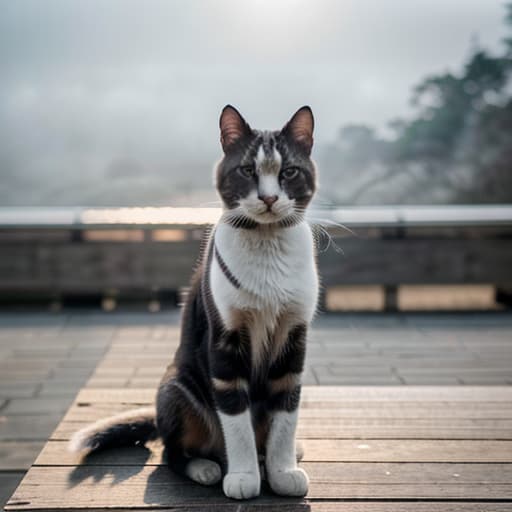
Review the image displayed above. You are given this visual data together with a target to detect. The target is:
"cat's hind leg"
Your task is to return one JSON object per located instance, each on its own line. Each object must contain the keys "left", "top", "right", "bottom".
{"left": 164, "top": 441, "right": 222, "bottom": 487}
{"left": 157, "top": 379, "right": 223, "bottom": 486}
{"left": 185, "top": 457, "right": 222, "bottom": 486}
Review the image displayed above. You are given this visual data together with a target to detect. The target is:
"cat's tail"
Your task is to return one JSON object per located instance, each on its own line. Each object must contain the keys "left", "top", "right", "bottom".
{"left": 68, "top": 407, "right": 158, "bottom": 455}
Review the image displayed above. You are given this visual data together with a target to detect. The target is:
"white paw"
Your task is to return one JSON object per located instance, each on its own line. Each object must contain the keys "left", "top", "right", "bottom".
{"left": 268, "top": 467, "right": 309, "bottom": 497}
{"left": 185, "top": 458, "right": 222, "bottom": 486}
{"left": 223, "top": 471, "right": 261, "bottom": 500}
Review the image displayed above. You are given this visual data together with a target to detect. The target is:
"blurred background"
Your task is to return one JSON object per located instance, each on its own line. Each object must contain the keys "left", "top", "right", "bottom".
{"left": 1, "top": 2, "right": 512, "bottom": 506}
{"left": 1, "top": 0, "right": 511, "bottom": 207}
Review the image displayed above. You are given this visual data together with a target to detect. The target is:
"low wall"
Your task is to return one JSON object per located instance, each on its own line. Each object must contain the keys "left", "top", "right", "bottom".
{"left": 1, "top": 206, "right": 511, "bottom": 309}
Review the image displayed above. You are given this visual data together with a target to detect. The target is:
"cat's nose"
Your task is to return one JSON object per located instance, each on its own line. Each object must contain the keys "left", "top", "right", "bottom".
{"left": 259, "top": 195, "right": 278, "bottom": 208}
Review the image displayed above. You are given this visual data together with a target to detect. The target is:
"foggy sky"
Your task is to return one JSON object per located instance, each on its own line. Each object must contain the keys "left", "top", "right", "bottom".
{"left": 0, "top": 0, "right": 506, "bottom": 205}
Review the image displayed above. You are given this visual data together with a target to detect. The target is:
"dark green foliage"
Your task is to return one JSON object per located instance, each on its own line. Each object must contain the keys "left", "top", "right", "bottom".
{"left": 327, "top": 3, "right": 512, "bottom": 204}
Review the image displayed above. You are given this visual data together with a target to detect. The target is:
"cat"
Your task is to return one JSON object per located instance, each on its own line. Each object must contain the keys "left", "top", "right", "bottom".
{"left": 69, "top": 105, "right": 319, "bottom": 500}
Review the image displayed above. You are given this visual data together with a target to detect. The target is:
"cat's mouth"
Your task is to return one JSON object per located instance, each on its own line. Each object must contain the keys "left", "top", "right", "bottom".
{"left": 253, "top": 210, "right": 281, "bottom": 222}
{"left": 242, "top": 203, "right": 297, "bottom": 225}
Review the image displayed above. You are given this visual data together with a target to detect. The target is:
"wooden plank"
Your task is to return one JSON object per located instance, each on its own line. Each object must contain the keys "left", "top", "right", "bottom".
{"left": 60, "top": 402, "right": 512, "bottom": 423}
{"left": 297, "top": 405, "right": 512, "bottom": 418}
{"left": 7, "top": 503, "right": 512, "bottom": 512}
{"left": 301, "top": 386, "right": 512, "bottom": 401}
{"left": 310, "top": 505, "right": 512, "bottom": 512}
{"left": 298, "top": 399, "right": 512, "bottom": 410}
{"left": 6, "top": 463, "right": 512, "bottom": 510}
{"left": 35, "top": 441, "right": 163, "bottom": 466}
{"left": 300, "top": 439, "right": 512, "bottom": 462}
{"left": 74, "top": 386, "right": 512, "bottom": 404}
{"left": 34, "top": 438, "right": 512, "bottom": 465}
{"left": 75, "top": 388, "right": 154, "bottom": 403}
{"left": 6, "top": 502, "right": 512, "bottom": 512}
{"left": 31, "top": 460, "right": 512, "bottom": 484}
{"left": 51, "top": 418, "right": 512, "bottom": 441}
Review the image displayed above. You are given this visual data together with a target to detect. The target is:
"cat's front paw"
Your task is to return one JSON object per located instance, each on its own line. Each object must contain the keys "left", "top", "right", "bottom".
{"left": 268, "top": 467, "right": 309, "bottom": 497}
{"left": 223, "top": 471, "right": 261, "bottom": 500}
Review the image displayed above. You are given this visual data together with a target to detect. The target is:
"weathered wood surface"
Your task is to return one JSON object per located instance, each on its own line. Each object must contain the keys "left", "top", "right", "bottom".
{"left": 51, "top": 417, "right": 512, "bottom": 440}
{"left": 73, "top": 386, "right": 512, "bottom": 402}
{"left": 34, "top": 438, "right": 512, "bottom": 465}
{"left": 6, "top": 386, "right": 512, "bottom": 511}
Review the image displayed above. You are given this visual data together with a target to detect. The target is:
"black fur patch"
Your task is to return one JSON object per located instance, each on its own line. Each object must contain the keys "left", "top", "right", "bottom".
{"left": 214, "top": 388, "right": 250, "bottom": 416}
{"left": 268, "top": 324, "right": 307, "bottom": 380}
{"left": 268, "top": 385, "right": 302, "bottom": 412}
{"left": 214, "top": 244, "right": 241, "bottom": 289}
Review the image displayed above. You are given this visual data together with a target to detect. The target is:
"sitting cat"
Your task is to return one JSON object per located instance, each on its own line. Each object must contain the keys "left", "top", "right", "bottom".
{"left": 70, "top": 105, "right": 319, "bottom": 500}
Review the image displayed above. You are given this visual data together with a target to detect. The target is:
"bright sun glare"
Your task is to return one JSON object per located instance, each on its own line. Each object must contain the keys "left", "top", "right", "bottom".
{"left": 223, "top": 0, "right": 328, "bottom": 54}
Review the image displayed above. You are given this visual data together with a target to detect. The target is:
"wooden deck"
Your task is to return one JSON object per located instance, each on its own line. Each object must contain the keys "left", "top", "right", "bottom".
{"left": 6, "top": 386, "right": 512, "bottom": 510}
{"left": 3, "top": 311, "right": 512, "bottom": 510}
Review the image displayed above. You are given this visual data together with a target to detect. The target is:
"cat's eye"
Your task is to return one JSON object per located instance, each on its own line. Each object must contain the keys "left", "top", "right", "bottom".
{"left": 237, "top": 166, "right": 254, "bottom": 178}
{"left": 282, "top": 167, "right": 299, "bottom": 180}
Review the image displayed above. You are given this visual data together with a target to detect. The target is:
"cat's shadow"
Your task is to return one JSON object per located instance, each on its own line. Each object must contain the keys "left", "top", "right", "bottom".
{"left": 67, "top": 445, "right": 310, "bottom": 510}
{"left": 143, "top": 449, "right": 311, "bottom": 509}
{"left": 143, "top": 447, "right": 223, "bottom": 506}
{"left": 143, "top": 465, "right": 311, "bottom": 510}
{"left": 67, "top": 444, "right": 151, "bottom": 488}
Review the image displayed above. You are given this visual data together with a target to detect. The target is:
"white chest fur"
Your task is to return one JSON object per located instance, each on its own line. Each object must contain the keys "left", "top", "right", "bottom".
{"left": 210, "top": 221, "right": 318, "bottom": 365}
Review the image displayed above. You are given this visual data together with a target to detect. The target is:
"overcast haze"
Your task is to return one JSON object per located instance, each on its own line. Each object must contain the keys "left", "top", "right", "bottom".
{"left": 0, "top": 0, "right": 506, "bottom": 205}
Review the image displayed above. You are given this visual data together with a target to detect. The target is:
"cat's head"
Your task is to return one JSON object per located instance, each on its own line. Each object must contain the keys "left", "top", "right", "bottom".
{"left": 215, "top": 105, "right": 316, "bottom": 227}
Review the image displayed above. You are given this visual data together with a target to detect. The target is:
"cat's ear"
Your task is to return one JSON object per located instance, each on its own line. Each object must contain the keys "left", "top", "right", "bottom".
{"left": 219, "top": 105, "right": 252, "bottom": 152}
{"left": 281, "top": 106, "right": 314, "bottom": 155}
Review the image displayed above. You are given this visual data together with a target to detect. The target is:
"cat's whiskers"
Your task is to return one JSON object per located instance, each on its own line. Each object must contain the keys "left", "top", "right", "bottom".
{"left": 312, "top": 224, "right": 344, "bottom": 254}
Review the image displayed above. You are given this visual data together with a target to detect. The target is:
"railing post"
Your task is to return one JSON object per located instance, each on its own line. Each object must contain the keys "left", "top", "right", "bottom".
{"left": 384, "top": 285, "right": 398, "bottom": 312}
